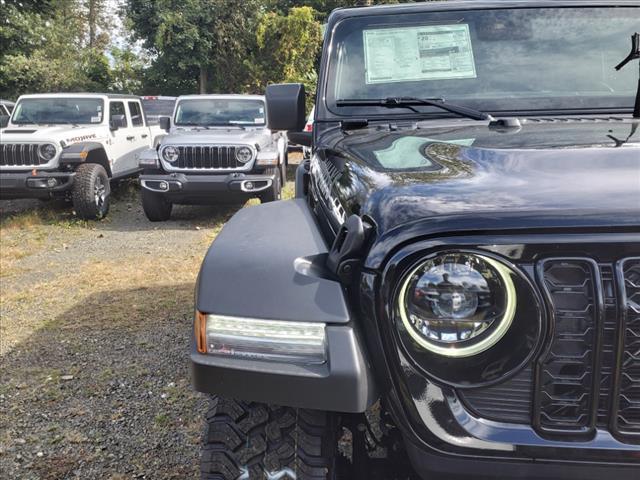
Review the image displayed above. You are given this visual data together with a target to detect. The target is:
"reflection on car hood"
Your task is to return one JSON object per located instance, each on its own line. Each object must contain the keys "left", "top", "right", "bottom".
{"left": 163, "top": 127, "right": 270, "bottom": 146}
{"left": 331, "top": 119, "right": 640, "bottom": 236}
{"left": 0, "top": 124, "right": 108, "bottom": 145}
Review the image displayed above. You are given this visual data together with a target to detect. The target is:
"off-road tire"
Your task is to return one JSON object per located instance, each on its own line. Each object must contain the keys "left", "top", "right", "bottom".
{"left": 201, "top": 396, "right": 338, "bottom": 480}
{"left": 141, "top": 189, "right": 172, "bottom": 222}
{"left": 72, "top": 163, "right": 110, "bottom": 220}
{"left": 260, "top": 167, "right": 282, "bottom": 203}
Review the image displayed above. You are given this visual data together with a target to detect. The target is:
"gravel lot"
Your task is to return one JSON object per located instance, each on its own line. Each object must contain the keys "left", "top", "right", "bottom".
{"left": 0, "top": 158, "right": 299, "bottom": 479}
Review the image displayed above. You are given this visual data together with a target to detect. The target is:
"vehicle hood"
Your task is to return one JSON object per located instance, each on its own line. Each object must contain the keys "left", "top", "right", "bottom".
{"left": 328, "top": 119, "right": 640, "bottom": 238}
{"left": 163, "top": 127, "right": 270, "bottom": 147}
{"left": 0, "top": 124, "right": 107, "bottom": 145}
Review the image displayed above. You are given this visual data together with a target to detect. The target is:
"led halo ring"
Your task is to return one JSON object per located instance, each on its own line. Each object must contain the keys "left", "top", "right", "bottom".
{"left": 398, "top": 253, "right": 516, "bottom": 358}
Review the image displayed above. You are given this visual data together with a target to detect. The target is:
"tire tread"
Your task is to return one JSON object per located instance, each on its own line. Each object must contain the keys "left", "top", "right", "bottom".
{"left": 201, "top": 396, "right": 335, "bottom": 480}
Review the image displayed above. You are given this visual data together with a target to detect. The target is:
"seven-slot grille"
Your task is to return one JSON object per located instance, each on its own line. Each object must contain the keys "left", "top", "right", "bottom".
{"left": 0, "top": 143, "right": 48, "bottom": 166}
{"left": 460, "top": 257, "right": 639, "bottom": 443}
{"left": 168, "top": 145, "right": 243, "bottom": 170}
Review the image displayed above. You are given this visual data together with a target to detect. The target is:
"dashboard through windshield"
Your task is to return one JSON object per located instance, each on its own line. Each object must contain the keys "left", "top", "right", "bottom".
{"left": 326, "top": 6, "right": 639, "bottom": 117}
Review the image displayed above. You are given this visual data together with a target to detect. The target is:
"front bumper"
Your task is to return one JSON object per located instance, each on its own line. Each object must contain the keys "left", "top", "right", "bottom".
{"left": 0, "top": 171, "right": 75, "bottom": 199}
{"left": 139, "top": 171, "right": 275, "bottom": 203}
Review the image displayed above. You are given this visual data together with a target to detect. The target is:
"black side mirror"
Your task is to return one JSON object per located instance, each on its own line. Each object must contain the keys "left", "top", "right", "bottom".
{"left": 109, "top": 114, "right": 126, "bottom": 131}
{"left": 159, "top": 116, "right": 171, "bottom": 132}
{"left": 0, "top": 115, "right": 9, "bottom": 128}
{"left": 265, "top": 83, "right": 306, "bottom": 131}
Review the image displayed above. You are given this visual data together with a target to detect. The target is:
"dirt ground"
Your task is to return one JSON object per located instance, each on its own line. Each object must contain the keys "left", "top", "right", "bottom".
{"left": 0, "top": 157, "right": 299, "bottom": 479}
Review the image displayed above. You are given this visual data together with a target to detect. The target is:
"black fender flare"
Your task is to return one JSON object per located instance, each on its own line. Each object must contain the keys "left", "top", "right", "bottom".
{"left": 191, "top": 198, "right": 378, "bottom": 412}
{"left": 60, "top": 142, "right": 112, "bottom": 177}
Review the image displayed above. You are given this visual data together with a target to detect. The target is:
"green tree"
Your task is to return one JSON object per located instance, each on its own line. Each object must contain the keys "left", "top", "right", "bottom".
{"left": 0, "top": 0, "right": 115, "bottom": 98}
{"left": 125, "top": 0, "right": 261, "bottom": 94}
{"left": 248, "top": 6, "right": 322, "bottom": 109}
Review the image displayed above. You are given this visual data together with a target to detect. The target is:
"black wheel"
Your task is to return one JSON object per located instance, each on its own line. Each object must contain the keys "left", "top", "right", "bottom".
{"left": 72, "top": 163, "right": 110, "bottom": 219}
{"left": 201, "top": 396, "right": 338, "bottom": 480}
{"left": 141, "top": 188, "right": 172, "bottom": 221}
{"left": 260, "top": 167, "right": 282, "bottom": 203}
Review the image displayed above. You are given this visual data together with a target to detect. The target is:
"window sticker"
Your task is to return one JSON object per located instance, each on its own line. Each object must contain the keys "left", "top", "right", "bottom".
{"left": 90, "top": 116, "right": 101, "bottom": 123}
{"left": 364, "top": 24, "right": 477, "bottom": 84}
{"left": 255, "top": 117, "right": 265, "bottom": 124}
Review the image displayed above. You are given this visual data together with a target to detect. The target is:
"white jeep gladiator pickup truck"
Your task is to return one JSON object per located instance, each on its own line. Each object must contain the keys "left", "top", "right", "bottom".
{"left": 0, "top": 93, "right": 165, "bottom": 219}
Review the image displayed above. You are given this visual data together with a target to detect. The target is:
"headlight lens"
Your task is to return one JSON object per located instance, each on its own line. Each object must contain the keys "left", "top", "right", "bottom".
{"left": 399, "top": 253, "right": 516, "bottom": 358}
{"left": 38, "top": 143, "right": 57, "bottom": 161}
{"left": 162, "top": 146, "right": 179, "bottom": 162}
{"left": 235, "top": 146, "right": 253, "bottom": 163}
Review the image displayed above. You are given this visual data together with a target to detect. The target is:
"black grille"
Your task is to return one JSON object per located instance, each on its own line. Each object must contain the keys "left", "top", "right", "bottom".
{"left": 614, "top": 258, "right": 640, "bottom": 437}
{"left": 0, "top": 143, "right": 46, "bottom": 166}
{"left": 174, "top": 145, "right": 241, "bottom": 170}
{"left": 460, "top": 257, "right": 639, "bottom": 443}
{"left": 460, "top": 366, "right": 533, "bottom": 424}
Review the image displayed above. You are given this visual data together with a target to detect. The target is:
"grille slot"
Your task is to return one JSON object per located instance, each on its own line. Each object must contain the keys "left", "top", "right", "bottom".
{"left": 460, "top": 365, "right": 533, "bottom": 424}
{"left": 535, "top": 259, "right": 601, "bottom": 434}
{"left": 173, "top": 145, "right": 241, "bottom": 170}
{"left": 0, "top": 143, "right": 46, "bottom": 166}
{"left": 614, "top": 258, "right": 640, "bottom": 437}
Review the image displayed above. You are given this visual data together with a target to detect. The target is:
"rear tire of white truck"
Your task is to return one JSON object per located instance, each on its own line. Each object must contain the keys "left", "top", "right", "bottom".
{"left": 141, "top": 188, "right": 172, "bottom": 221}
{"left": 72, "top": 163, "right": 110, "bottom": 220}
{"left": 200, "top": 396, "right": 338, "bottom": 480}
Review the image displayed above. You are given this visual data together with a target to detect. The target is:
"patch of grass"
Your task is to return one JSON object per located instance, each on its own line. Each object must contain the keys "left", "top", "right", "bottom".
{"left": 154, "top": 413, "right": 170, "bottom": 427}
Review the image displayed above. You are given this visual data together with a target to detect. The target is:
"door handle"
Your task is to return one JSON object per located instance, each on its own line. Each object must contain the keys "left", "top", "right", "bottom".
{"left": 127, "top": 136, "right": 135, "bottom": 141}
{"left": 141, "top": 134, "right": 148, "bottom": 138}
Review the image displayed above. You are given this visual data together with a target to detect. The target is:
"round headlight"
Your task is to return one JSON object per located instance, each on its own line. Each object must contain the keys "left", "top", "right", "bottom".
{"left": 38, "top": 143, "right": 57, "bottom": 161}
{"left": 399, "top": 253, "right": 516, "bottom": 358}
{"left": 235, "top": 146, "right": 253, "bottom": 164}
{"left": 162, "top": 146, "right": 179, "bottom": 163}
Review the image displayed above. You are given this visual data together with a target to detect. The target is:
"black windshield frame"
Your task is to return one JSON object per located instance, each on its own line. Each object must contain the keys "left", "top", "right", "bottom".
{"left": 320, "top": 5, "right": 640, "bottom": 121}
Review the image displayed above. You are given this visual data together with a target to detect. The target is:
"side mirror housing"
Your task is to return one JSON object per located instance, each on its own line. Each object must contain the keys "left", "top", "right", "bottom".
{"left": 159, "top": 116, "right": 171, "bottom": 132}
{"left": 0, "top": 115, "right": 9, "bottom": 128}
{"left": 109, "top": 114, "right": 126, "bottom": 131}
{"left": 266, "top": 83, "right": 306, "bottom": 132}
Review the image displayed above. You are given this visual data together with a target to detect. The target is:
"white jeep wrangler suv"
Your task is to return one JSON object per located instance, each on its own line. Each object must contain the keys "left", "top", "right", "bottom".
{"left": 0, "top": 93, "right": 164, "bottom": 219}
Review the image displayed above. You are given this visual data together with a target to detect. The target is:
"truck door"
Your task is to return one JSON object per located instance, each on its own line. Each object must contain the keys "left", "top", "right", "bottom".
{"left": 108, "top": 100, "right": 133, "bottom": 177}
{"left": 127, "top": 100, "right": 150, "bottom": 170}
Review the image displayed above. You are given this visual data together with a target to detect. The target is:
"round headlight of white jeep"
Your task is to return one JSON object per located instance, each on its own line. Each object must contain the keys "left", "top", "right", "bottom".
{"left": 38, "top": 143, "right": 57, "bottom": 161}
{"left": 398, "top": 253, "right": 516, "bottom": 358}
{"left": 235, "top": 146, "right": 253, "bottom": 164}
{"left": 162, "top": 146, "right": 179, "bottom": 163}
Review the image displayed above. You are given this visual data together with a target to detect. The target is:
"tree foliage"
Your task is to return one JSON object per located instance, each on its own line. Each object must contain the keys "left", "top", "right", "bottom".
{"left": 0, "top": 0, "right": 114, "bottom": 98}
{"left": 247, "top": 6, "right": 322, "bottom": 109}
{"left": 125, "top": 0, "right": 261, "bottom": 94}
{"left": 0, "top": 0, "right": 416, "bottom": 100}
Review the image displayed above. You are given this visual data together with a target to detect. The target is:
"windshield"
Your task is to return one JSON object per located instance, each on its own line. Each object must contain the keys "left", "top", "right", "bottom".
{"left": 12, "top": 98, "right": 104, "bottom": 125}
{"left": 327, "top": 6, "right": 639, "bottom": 117}
{"left": 174, "top": 98, "right": 266, "bottom": 126}
{"left": 142, "top": 99, "right": 176, "bottom": 121}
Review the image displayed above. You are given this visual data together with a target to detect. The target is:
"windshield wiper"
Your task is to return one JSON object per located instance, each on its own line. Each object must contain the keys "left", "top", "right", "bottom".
{"left": 336, "top": 97, "right": 493, "bottom": 121}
